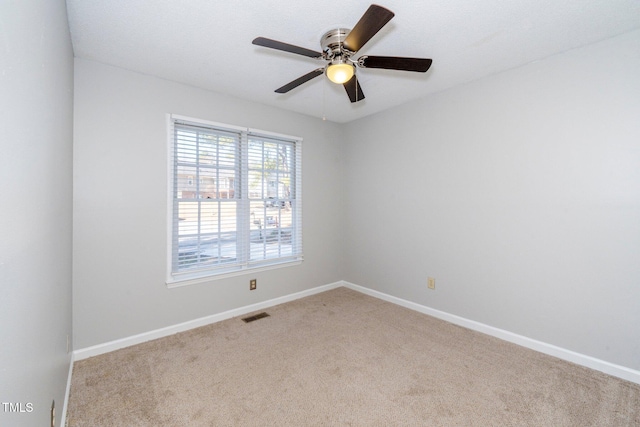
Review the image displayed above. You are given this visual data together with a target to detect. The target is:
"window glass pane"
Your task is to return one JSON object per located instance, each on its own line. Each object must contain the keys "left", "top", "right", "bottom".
{"left": 177, "top": 236, "right": 205, "bottom": 268}
{"left": 280, "top": 206, "right": 292, "bottom": 228}
{"left": 176, "top": 166, "right": 197, "bottom": 199}
{"left": 219, "top": 201, "right": 237, "bottom": 233}
{"left": 200, "top": 201, "right": 217, "bottom": 234}
{"left": 177, "top": 202, "right": 199, "bottom": 236}
{"left": 197, "top": 167, "right": 216, "bottom": 199}
{"left": 263, "top": 142, "right": 278, "bottom": 171}
{"left": 216, "top": 232, "right": 237, "bottom": 263}
{"left": 176, "top": 131, "right": 197, "bottom": 163}
{"left": 248, "top": 170, "right": 264, "bottom": 200}
{"left": 248, "top": 141, "right": 263, "bottom": 170}
{"left": 198, "top": 134, "right": 216, "bottom": 166}
{"left": 218, "top": 136, "right": 237, "bottom": 168}
{"left": 248, "top": 199, "right": 293, "bottom": 262}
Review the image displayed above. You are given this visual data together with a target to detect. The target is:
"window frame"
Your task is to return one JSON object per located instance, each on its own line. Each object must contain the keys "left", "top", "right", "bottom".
{"left": 166, "top": 114, "right": 303, "bottom": 287}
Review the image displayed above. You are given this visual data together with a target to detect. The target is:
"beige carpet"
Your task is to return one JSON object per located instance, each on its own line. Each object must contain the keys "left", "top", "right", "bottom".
{"left": 67, "top": 287, "right": 640, "bottom": 426}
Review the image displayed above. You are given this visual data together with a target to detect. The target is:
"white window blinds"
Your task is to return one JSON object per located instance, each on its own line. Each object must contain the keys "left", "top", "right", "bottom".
{"left": 168, "top": 115, "right": 302, "bottom": 284}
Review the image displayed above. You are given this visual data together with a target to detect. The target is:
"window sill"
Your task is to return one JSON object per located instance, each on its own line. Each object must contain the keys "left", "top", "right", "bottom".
{"left": 166, "top": 259, "right": 302, "bottom": 289}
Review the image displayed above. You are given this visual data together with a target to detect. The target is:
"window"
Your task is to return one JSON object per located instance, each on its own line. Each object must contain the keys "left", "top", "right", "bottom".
{"left": 167, "top": 115, "right": 302, "bottom": 285}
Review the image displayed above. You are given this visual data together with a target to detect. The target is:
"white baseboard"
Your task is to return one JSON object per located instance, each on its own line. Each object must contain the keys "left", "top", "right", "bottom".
{"left": 73, "top": 279, "right": 639, "bottom": 385}
{"left": 73, "top": 281, "right": 343, "bottom": 361}
{"left": 341, "top": 280, "right": 640, "bottom": 385}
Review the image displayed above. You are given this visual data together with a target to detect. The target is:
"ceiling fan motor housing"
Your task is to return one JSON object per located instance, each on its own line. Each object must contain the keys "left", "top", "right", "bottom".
{"left": 321, "top": 28, "right": 352, "bottom": 61}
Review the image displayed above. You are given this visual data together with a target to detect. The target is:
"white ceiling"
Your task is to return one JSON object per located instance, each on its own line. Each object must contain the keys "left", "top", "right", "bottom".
{"left": 66, "top": 0, "right": 640, "bottom": 123}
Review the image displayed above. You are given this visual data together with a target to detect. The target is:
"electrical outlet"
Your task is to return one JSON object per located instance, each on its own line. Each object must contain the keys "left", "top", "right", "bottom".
{"left": 428, "top": 277, "right": 436, "bottom": 290}
{"left": 250, "top": 279, "right": 257, "bottom": 290}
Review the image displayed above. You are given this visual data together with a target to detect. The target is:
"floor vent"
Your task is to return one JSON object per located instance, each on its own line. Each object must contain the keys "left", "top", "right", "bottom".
{"left": 242, "top": 312, "right": 270, "bottom": 323}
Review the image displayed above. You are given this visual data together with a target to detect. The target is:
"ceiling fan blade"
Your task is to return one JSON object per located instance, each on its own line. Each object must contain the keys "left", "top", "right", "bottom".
{"left": 359, "top": 56, "right": 433, "bottom": 72}
{"left": 275, "top": 68, "right": 325, "bottom": 93}
{"left": 252, "top": 37, "right": 323, "bottom": 58}
{"left": 343, "top": 74, "right": 365, "bottom": 103}
{"left": 343, "top": 5, "right": 395, "bottom": 53}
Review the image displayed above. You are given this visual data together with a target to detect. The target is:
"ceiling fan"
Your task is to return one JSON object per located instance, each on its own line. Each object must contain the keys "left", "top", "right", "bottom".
{"left": 252, "top": 4, "right": 432, "bottom": 103}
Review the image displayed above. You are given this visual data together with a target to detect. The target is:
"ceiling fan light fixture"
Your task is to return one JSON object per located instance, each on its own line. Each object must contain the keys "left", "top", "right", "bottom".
{"left": 326, "top": 62, "right": 355, "bottom": 84}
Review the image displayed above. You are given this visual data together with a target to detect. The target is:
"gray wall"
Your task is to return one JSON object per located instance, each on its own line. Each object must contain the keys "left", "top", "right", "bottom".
{"left": 0, "top": 1, "right": 74, "bottom": 426}
{"left": 72, "top": 59, "right": 346, "bottom": 349}
{"left": 343, "top": 30, "right": 640, "bottom": 370}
